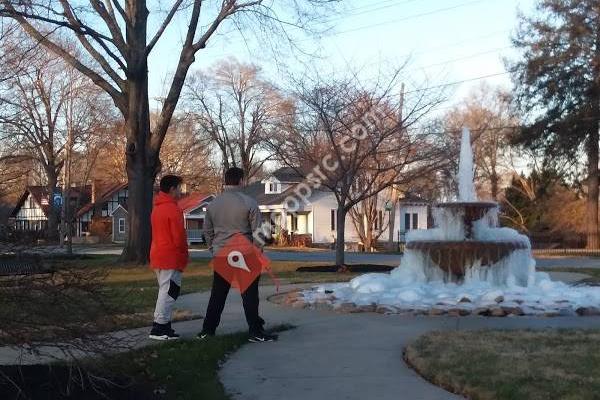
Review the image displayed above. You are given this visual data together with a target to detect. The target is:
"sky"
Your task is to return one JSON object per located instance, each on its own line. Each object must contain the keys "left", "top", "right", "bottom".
{"left": 146, "top": 0, "right": 538, "bottom": 112}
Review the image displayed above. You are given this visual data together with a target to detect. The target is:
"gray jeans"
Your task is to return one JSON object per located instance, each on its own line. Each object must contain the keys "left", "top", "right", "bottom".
{"left": 153, "top": 269, "right": 182, "bottom": 324}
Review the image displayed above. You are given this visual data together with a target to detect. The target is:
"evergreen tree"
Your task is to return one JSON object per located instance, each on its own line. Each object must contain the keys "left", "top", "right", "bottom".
{"left": 510, "top": 0, "right": 600, "bottom": 248}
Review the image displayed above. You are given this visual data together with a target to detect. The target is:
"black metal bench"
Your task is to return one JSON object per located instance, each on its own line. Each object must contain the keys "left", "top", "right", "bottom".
{"left": 0, "top": 255, "right": 54, "bottom": 285}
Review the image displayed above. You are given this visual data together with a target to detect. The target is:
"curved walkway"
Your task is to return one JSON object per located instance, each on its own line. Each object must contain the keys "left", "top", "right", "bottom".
{"left": 3, "top": 277, "right": 600, "bottom": 398}
{"left": 176, "top": 283, "right": 600, "bottom": 400}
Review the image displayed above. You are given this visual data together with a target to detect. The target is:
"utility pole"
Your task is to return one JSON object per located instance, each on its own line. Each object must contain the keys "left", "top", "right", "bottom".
{"left": 387, "top": 83, "right": 404, "bottom": 251}
{"left": 60, "top": 77, "right": 75, "bottom": 255}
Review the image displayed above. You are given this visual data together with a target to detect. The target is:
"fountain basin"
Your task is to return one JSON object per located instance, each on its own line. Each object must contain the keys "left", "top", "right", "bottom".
{"left": 405, "top": 240, "right": 529, "bottom": 277}
{"left": 435, "top": 201, "right": 498, "bottom": 239}
{"left": 436, "top": 201, "right": 497, "bottom": 218}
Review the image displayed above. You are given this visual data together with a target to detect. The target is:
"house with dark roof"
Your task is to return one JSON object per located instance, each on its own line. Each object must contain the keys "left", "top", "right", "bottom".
{"left": 11, "top": 185, "right": 92, "bottom": 233}
{"left": 12, "top": 181, "right": 216, "bottom": 244}
{"left": 76, "top": 182, "right": 129, "bottom": 240}
{"left": 241, "top": 167, "right": 430, "bottom": 246}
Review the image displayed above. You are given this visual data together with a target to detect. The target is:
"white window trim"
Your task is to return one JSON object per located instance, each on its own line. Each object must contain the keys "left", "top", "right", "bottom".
{"left": 118, "top": 218, "right": 126, "bottom": 233}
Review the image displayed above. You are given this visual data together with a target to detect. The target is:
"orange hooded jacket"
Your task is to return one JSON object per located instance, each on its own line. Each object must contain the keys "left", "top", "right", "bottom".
{"left": 150, "top": 191, "right": 189, "bottom": 271}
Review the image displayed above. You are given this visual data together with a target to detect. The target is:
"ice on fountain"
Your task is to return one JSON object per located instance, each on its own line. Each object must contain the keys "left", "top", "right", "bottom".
{"left": 300, "top": 126, "right": 600, "bottom": 314}
{"left": 307, "top": 262, "right": 600, "bottom": 312}
{"left": 473, "top": 208, "right": 530, "bottom": 245}
{"left": 458, "top": 127, "right": 477, "bottom": 202}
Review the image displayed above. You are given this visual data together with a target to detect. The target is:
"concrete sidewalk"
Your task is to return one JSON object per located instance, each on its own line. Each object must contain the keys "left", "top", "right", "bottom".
{"left": 4, "top": 278, "right": 600, "bottom": 399}
{"left": 205, "top": 285, "right": 600, "bottom": 400}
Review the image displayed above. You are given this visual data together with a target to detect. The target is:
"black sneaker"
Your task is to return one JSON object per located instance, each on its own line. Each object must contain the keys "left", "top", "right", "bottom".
{"left": 248, "top": 330, "right": 278, "bottom": 343}
{"left": 197, "top": 330, "right": 215, "bottom": 340}
{"left": 149, "top": 322, "right": 180, "bottom": 341}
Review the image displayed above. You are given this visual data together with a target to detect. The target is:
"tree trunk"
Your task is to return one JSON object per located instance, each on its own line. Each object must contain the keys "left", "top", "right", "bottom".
{"left": 122, "top": 159, "right": 155, "bottom": 263}
{"left": 120, "top": 2, "right": 158, "bottom": 264}
{"left": 335, "top": 207, "right": 346, "bottom": 266}
{"left": 120, "top": 75, "right": 157, "bottom": 264}
{"left": 586, "top": 126, "right": 599, "bottom": 249}
{"left": 490, "top": 171, "right": 499, "bottom": 201}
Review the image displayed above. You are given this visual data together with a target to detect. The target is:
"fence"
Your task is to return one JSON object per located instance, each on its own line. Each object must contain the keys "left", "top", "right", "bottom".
{"left": 532, "top": 248, "right": 600, "bottom": 257}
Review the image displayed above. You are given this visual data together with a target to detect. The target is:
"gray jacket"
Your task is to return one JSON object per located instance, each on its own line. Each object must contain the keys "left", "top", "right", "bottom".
{"left": 203, "top": 185, "right": 263, "bottom": 255}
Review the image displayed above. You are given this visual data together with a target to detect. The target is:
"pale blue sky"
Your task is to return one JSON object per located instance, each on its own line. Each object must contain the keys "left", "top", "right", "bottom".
{"left": 147, "top": 0, "right": 537, "bottom": 111}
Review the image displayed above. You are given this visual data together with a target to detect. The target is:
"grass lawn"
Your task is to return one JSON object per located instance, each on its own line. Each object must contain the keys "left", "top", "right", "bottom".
{"left": 2, "top": 327, "right": 291, "bottom": 400}
{"left": 405, "top": 329, "right": 600, "bottom": 400}
{"left": 0, "top": 254, "right": 353, "bottom": 344}
{"left": 52, "top": 255, "right": 357, "bottom": 324}
{"left": 99, "top": 331, "right": 253, "bottom": 400}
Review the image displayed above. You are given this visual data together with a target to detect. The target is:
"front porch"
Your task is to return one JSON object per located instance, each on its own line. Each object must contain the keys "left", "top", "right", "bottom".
{"left": 185, "top": 216, "right": 205, "bottom": 244}
{"left": 259, "top": 206, "right": 313, "bottom": 244}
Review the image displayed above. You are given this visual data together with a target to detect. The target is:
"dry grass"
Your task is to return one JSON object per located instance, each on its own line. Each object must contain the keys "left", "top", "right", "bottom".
{"left": 405, "top": 329, "right": 600, "bottom": 400}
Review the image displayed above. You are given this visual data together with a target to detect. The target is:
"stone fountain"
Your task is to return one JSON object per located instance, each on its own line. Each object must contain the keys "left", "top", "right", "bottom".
{"left": 294, "top": 127, "right": 600, "bottom": 317}
{"left": 405, "top": 128, "right": 532, "bottom": 285}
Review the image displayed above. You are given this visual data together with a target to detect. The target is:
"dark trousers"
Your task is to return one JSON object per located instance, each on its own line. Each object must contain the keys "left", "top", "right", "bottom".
{"left": 202, "top": 272, "right": 261, "bottom": 334}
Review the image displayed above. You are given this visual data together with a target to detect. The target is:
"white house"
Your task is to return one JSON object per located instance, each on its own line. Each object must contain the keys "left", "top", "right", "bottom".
{"left": 398, "top": 195, "right": 430, "bottom": 241}
{"left": 242, "top": 167, "right": 430, "bottom": 247}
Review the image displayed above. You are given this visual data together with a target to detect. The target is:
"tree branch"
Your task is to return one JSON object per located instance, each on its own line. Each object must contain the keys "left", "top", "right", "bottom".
{"left": 88, "top": 0, "right": 128, "bottom": 56}
{"left": 57, "top": 0, "right": 126, "bottom": 87}
{"left": 146, "top": 0, "right": 185, "bottom": 55}
{"left": 1, "top": 3, "right": 127, "bottom": 114}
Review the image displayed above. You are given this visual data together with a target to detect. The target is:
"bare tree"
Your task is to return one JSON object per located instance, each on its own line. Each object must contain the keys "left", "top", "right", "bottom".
{"left": 443, "top": 84, "right": 518, "bottom": 201}
{"left": 0, "top": 38, "right": 112, "bottom": 240}
{"left": 157, "top": 113, "right": 220, "bottom": 192}
{"left": 268, "top": 70, "right": 444, "bottom": 266}
{"left": 348, "top": 182, "right": 389, "bottom": 252}
{"left": 0, "top": 0, "right": 337, "bottom": 263}
{"left": 86, "top": 121, "right": 128, "bottom": 183}
{"left": 185, "top": 59, "right": 289, "bottom": 182}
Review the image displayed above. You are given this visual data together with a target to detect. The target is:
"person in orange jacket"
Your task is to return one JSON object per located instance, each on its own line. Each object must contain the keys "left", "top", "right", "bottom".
{"left": 149, "top": 175, "right": 189, "bottom": 340}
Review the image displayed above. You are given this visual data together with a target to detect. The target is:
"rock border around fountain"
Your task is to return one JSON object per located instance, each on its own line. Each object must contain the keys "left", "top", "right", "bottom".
{"left": 271, "top": 288, "right": 600, "bottom": 318}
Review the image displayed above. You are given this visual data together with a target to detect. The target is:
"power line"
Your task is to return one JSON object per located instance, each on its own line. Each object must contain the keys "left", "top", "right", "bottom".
{"left": 327, "top": 0, "right": 422, "bottom": 22}
{"left": 203, "top": 0, "right": 496, "bottom": 55}
{"left": 404, "top": 71, "right": 511, "bottom": 95}
{"left": 329, "top": 0, "right": 491, "bottom": 37}
{"left": 409, "top": 46, "right": 512, "bottom": 72}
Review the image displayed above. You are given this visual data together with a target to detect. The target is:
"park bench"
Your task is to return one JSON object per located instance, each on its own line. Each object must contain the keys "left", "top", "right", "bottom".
{"left": 0, "top": 255, "right": 54, "bottom": 286}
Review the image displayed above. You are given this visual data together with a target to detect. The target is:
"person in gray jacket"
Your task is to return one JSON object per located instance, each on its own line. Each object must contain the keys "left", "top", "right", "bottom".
{"left": 198, "top": 167, "right": 277, "bottom": 342}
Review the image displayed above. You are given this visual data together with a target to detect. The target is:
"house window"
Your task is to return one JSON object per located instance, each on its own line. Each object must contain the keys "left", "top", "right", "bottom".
{"left": 330, "top": 209, "right": 336, "bottom": 231}
{"left": 118, "top": 218, "right": 126, "bottom": 233}
{"left": 412, "top": 213, "right": 419, "bottom": 230}
{"left": 404, "top": 213, "right": 411, "bottom": 231}
{"left": 81, "top": 221, "right": 90, "bottom": 233}
{"left": 378, "top": 210, "right": 383, "bottom": 231}
{"left": 291, "top": 214, "right": 298, "bottom": 231}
